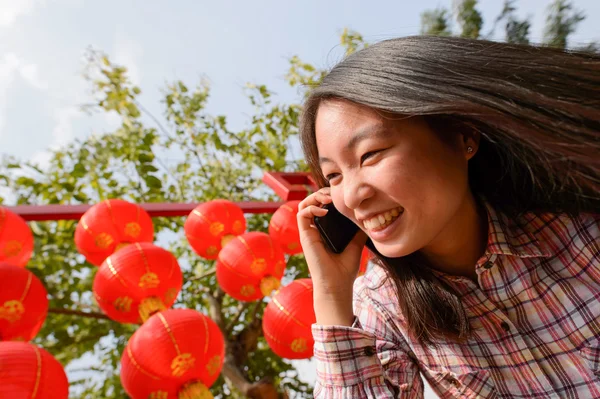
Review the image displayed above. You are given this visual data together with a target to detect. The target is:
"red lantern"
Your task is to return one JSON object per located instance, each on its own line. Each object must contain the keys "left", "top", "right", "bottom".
{"left": 0, "top": 262, "right": 48, "bottom": 342}
{"left": 75, "top": 199, "right": 154, "bottom": 266}
{"left": 358, "top": 247, "right": 373, "bottom": 277}
{"left": 216, "top": 232, "right": 286, "bottom": 302}
{"left": 262, "top": 279, "right": 315, "bottom": 359}
{"left": 0, "top": 206, "right": 34, "bottom": 267}
{"left": 120, "top": 309, "right": 224, "bottom": 399}
{"left": 0, "top": 341, "right": 69, "bottom": 398}
{"left": 269, "top": 200, "right": 302, "bottom": 255}
{"left": 184, "top": 199, "right": 246, "bottom": 260}
{"left": 93, "top": 243, "right": 182, "bottom": 324}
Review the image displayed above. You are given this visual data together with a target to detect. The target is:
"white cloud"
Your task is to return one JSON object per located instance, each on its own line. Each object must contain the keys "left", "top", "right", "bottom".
{"left": 0, "top": 52, "right": 48, "bottom": 136}
{"left": 29, "top": 148, "right": 53, "bottom": 169}
{"left": 0, "top": 0, "right": 37, "bottom": 27}
{"left": 113, "top": 30, "right": 143, "bottom": 86}
{"left": 52, "top": 105, "right": 80, "bottom": 145}
{"left": 19, "top": 62, "right": 48, "bottom": 90}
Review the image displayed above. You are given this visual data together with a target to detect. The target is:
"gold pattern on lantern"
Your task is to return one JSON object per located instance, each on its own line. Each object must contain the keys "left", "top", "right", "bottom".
{"left": 209, "top": 222, "right": 224, "bottom": 237}
{"left": 3, "top": 240, "right": 22, "bottom": 257}
{"left": 291, "top": 338, "right": 308, "bottom": 353}
{"left": 206, "top": 246, "right": 218, "bottom": 256}
{"left": 113, "top": 296, "right": 132, "bottom": 312}
{"left": 171, "top": 353, "right": 195, "bottom": 377}
{"left": 206, "top": 355, "right": 222, "bottom": 376}
{"left": 232, "top": 220, "right": 244, "bottom": 234}
{"left": 287, "top": 242, "right": 299, "bottom": 250}
{"left": 139, "top": 272, "right": 160, "bottom": 289}
{"left": 0, "top": 300, "right": 24, "bottom": 322}
{"left": 240, "top": 285, "right": 256, "bottom": 297}
{"left": 149, "top": 392, "right": 168, "bottom": 399}
{"left": 124, "top": 222, "right": 141, "bottom": 238}
{"left": 250, "top": 258, "right": 267, "bottom": 274}
{"left": 179, "top": 381, "right": 214, "bottom": 399}
{"left": 95, "top": 232, "right": 114, "bottom": 249}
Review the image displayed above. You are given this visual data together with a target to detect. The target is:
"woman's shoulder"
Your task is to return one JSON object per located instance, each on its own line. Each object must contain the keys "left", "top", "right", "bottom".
{"left": 519, "top": 209, "right": 599, "bottom": 258}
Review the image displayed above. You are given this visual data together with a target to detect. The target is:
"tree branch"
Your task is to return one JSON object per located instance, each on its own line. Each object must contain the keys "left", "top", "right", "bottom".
{"left": 188, "top": 268, "right": 216, "bottom": 282}
{"left": 222, "top": 353, "right": 252, "bottom": 395}
{"left": 48, "top": 307, "right": 113, "bottom": 321}
{"left": 204, "top": 287, "right": 226, "bottom": 332}
{"left": 225, "top": 302, "right": 252, "bottom": 336}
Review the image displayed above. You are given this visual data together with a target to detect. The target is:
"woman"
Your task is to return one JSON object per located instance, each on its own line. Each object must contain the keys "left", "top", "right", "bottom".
{"left": 297, "top": 36, "right": 600, "bottom": 398}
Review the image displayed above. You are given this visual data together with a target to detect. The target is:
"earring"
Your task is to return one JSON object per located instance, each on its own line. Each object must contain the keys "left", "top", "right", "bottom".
{"left": 467, "top": 146, "right": 474, "bottom": 154}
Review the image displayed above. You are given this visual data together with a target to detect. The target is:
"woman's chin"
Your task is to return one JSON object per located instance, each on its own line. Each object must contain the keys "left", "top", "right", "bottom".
{"left": 371, "top": 242, "right": 415, "bottom": 259}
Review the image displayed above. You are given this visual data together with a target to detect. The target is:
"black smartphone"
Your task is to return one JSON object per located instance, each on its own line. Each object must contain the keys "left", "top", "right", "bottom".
{"left": 313, "top": 202, "right": 359, "bottom": 254}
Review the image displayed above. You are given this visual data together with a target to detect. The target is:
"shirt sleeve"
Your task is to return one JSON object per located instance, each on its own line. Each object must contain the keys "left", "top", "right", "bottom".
{"left": 311, "top": 282, "right": 424, "bottom": 398}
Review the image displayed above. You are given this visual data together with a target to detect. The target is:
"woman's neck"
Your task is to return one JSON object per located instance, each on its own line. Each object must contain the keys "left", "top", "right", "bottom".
{"left": 420, "top": 193, "right": 489, "bottom": 281}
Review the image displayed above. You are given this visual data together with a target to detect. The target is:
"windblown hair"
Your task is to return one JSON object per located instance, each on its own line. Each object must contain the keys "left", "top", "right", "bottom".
{"left": 300, "top": 35, "right": 600, "bottom": 345}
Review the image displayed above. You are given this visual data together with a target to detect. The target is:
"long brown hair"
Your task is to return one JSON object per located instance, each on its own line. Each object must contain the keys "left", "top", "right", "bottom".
{"left": 299, "top": 35, "right": 600, "bottom": 345}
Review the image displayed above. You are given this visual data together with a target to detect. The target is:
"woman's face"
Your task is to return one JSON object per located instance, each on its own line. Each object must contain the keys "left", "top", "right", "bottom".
{"left": 315, "top": 99, "right": 475, "bottom": 258}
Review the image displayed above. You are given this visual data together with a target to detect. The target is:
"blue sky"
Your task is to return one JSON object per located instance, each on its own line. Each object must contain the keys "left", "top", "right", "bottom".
{"left": 1, "top": 0, "right": 599, "bottom": 167}
{"left": 1, "top": 0, "right": 598, "bottom": 397}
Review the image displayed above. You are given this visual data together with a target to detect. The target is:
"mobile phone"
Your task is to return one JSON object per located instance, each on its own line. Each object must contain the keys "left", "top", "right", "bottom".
{"left": 313, "top": 203, "right": 359, "bottom": 254}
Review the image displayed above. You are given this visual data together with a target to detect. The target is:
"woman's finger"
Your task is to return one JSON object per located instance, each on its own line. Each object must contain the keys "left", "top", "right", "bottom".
{"left": 297, "top": 205, "right": 328, "bottom": 232}
{"left": 298, "top": 188, "right": 331, "bottom": 211}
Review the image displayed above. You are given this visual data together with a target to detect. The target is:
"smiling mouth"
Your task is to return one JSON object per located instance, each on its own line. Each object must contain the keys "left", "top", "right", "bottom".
{"left": 362, "top": 207, "right": 404, "bottom": 232}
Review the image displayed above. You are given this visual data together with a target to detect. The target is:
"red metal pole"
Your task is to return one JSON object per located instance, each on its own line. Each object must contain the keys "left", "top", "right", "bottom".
{"left": 6, "top": 201, "right": 286, "bottom": 222}
{"left": 4, "top": 172, "right": 317, "bottom": 221}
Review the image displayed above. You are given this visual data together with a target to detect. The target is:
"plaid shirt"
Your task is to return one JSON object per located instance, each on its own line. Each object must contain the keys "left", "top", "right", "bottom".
{"left": 312, "top": 203, "right": 600, "bottom": 398}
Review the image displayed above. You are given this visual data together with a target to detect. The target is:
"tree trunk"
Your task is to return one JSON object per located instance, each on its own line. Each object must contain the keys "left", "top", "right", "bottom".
{"left": 207, "top": 289, "right": 287, "bottom": 398}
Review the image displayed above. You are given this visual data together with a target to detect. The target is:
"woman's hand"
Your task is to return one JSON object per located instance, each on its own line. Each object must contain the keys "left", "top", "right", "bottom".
{"left": 297, "top": 187, "right": 367, "bottom": 326}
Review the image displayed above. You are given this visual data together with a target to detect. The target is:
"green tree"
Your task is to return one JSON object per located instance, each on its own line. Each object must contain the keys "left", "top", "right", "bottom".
{"left": 493, "top": 0, "right": 531, "bottom": 45}
{"left": 420, "top": 7, "right": 452, "bottom": 36}
{"left": 544, "top": 0, "right": 585, "bottom": 49}
{"left": 455, "top": 0, "right": 483, "bottom": 39}
{"left": 1, "top": 49, "right": 311, "bottom": 398}
{"left": 420, "top": 0, "right": 592, "bottom": 49}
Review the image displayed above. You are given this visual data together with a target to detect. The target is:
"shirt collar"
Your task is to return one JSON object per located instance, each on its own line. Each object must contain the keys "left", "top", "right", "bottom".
{"left": 482, "top": 200, "right": 552, "bottom": 259}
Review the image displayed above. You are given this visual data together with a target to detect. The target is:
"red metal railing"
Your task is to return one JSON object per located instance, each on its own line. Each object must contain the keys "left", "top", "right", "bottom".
{"left": 6, "top": 172, "right": 319, "bottom": 221}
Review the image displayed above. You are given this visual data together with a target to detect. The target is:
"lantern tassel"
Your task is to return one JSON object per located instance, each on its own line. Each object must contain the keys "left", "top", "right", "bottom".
{"left": 220, "top": 234, "right": 235, "bottom": 248}
{"left": 260, "top": 276, "right": 280, "bottom": 297}
{"left": 178, "top": 381, "right": 213, "bottom": 399}
{"left": 139, "top": 296, "right": 166, "bottom": 322}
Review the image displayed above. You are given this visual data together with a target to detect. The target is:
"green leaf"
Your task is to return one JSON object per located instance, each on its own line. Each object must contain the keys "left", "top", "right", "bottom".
{"left": 144, "top": 175, "right": 162, "bottom": 189}
{"left": 138, "top": 153, "right": 154, "bottom": 163}
{"left": 72, "top": 163, "right": 87, "bottom": 178}
{"left": 141, "top": 164, "right": 159, "bottom": 173}
{"left": 73, "top": 193, "right": 87, "bottom": 202}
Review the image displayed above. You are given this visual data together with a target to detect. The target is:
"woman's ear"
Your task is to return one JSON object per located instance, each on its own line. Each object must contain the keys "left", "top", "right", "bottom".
{"left": 461, "top": 129, "right": 481, "bottom": 160}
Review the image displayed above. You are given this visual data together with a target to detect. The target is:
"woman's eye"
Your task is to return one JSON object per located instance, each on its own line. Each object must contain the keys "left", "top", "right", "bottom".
{"left": 360, "top": 149, "right": 383, "bottom": 164}
{"left": 325, "top": 173, "right": 340, "bottom": 184}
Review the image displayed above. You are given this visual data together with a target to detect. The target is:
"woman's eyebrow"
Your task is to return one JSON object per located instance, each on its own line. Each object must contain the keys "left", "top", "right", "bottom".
{"left": 319, "top": 125, "right": 387, "bottom": 165}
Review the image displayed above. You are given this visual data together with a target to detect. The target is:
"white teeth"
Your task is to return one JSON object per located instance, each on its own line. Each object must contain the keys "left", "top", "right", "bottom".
{"left": 363, "top": 207, "right": 403, "bottom": 231}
